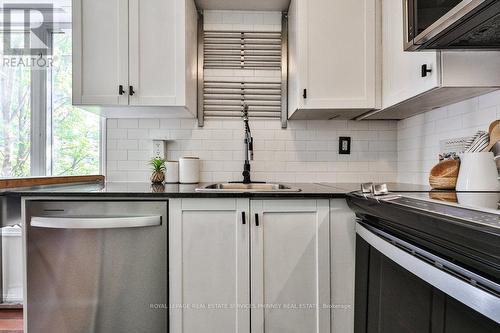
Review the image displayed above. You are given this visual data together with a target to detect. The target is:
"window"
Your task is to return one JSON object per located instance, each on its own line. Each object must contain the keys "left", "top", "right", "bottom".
{"left": 0, "top": 33, "right": 31, "bottom": 178}
{"left": 0, "top": 2, "right": 101, "bottom": 178}
{"left": 49, "top": 31, "right": 100, "bottom": 176}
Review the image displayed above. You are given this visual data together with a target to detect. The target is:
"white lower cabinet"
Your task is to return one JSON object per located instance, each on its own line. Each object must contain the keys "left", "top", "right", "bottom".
{"left": 250, "top": 200, "right": 330, "bottom": 333}
{"left": 169, "top": 198, "right": 250, "bottom": 333}
{"left": 169, "top": 198, "right": 354, "bottom": 333}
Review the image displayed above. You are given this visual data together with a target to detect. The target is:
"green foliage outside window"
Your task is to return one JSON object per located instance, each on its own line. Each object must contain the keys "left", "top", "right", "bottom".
{"left": 0, "top": 31, "right": 100, "bottom": 178}
{"left": 51, "top": 32, "right": 100, "bottom": 176}
{"left": 0, "top": 33, "right": 31, "bottom": 178}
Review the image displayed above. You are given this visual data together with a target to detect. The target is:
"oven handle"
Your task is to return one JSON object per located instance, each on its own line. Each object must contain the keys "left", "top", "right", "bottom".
{"left": 31, "top": 216, "right": 162, "bottom": 229}
{"left": 356, "top": 222, "right": 500, "bottom": 324}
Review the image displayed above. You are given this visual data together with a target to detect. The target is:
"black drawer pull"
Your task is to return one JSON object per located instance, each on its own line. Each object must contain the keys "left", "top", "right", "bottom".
{"left": 241, "top": 211, "right": 246, "bottom": 225}
{"left": 421, "top": 64, "right": 432, "bottom": 77}
{"left": 255, "top": 213, "right": 259, "bottom": 227}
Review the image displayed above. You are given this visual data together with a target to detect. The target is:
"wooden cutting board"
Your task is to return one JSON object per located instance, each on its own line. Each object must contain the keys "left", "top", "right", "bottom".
{"left": 484, "top": 121, "right": 500, "bottom": 152}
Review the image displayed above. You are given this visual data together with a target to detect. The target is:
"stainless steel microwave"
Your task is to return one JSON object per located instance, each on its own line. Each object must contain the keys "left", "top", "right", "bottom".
{"left": 404, "top": 0, "right": 500, "bottom": 50}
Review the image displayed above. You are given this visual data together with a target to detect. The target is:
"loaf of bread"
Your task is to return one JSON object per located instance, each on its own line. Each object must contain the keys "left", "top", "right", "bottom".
{"left": 429, "top": 160, "right": 460, "bottom": 190}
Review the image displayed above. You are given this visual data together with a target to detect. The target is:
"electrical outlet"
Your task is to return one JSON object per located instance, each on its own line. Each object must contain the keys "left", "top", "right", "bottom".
{"left": 339, "top": 137, "right": 351, "bottom": 155}
{"left": 152, "top": 140, "right": 166, "bottom": 159}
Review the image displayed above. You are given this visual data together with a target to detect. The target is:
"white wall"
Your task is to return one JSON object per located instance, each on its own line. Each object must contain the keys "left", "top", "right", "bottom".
{"left": 398, "top": 90, "right": 500, "bottom": 185}
{"left": 106, "top": 118, "right": 398, "bottom": 183}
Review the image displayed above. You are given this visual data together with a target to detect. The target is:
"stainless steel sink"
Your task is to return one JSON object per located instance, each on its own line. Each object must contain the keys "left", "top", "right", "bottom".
{"left": 195, "top": 183, "right": 301, "bottom": 192}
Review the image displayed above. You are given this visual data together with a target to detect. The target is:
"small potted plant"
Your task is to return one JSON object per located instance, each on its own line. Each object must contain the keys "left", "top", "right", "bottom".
{"left": 149, "top": 157, "right": 166, "bottom": 184}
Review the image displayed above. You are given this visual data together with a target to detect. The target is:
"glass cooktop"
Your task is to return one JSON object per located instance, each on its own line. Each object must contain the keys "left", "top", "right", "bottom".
{"left": 381, "top": 192, "right": 500, "bottom": 230}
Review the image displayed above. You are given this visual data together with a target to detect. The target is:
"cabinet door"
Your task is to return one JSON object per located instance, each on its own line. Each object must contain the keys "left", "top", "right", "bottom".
{"left": 128, "top": 0, "right": 178, "bottom": 106}
{"left": 72, "top": 0, "right": 129, "bottom": 105}
{"left": 251, "top": 200, "right": 330, "bottom": 333}
{"left": 382, "top": 0, "right": 440, "bottom": 109}
{"left": 169, "top": 198, "right": 250, "bottom": 333}
{"left": 293, "top": 0, "right": 379, "bottom": 110}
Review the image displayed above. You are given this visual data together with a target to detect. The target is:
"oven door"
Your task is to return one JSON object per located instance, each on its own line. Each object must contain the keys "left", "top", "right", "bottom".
{"left": 354, "top": 221, "right": 500, "bottom": 332}
{"left": 404, "top": 0, "right": 490, "bottom": 50}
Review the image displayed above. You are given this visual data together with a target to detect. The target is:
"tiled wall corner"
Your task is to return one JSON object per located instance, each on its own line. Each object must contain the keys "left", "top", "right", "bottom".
{"left": 397, "top": 90, "right": 500, "bottom": 185}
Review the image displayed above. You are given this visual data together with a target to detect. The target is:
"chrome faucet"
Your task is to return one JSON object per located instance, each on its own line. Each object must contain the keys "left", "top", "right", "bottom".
{"left": 242, "top": 104, "right": 253, "bottom": 184}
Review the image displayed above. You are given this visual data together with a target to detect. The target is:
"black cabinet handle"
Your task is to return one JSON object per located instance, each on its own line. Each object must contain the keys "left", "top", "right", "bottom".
{"left": 129, "top": 85, "right": 135, "bottom": 96}
{"left": 119, "top": 85, "right": 126, "bottom": 95}
{"left": 241, "top": 211, "right": 246, "bottom": 225}
{"left": 255, "top": 213, "right": 259, "bottom": 227}
{"left": 421, "top": 64, "right": 432, "bottom": 77}
{"left": 303, "top": 88, "right": 307, "bottom": 99}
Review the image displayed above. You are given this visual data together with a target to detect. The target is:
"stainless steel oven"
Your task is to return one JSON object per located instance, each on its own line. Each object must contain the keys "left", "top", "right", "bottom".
{"left": 404, "top": 0, "right": 500, "bottom": 50}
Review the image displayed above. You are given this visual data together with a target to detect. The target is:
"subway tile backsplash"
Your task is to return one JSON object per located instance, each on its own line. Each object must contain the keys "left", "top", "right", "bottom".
{"left": 398, "top": 90, "right": 500, "bottom": 185}
{"left": 106, "top": 119, "right": 398, "bottom": 183}
{"left": 106, "top": 91, "right": 500, "bottom": 185}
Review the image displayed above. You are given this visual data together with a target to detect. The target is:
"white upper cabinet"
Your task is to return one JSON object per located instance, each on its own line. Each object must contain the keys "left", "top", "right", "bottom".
{"left": 370, "top": 0, "right": 500, "bottom": 119}
{"left": 288, "top": 0, "right": 381, "bottom": 120}
{"left": 72, "top": 0, "right": 197, "bottom": 115}
{"left": 381, "top": 0, "right": 440, "bottom": 109}
{"left": 72, "top": 0, "right": 129, "bottom": 106}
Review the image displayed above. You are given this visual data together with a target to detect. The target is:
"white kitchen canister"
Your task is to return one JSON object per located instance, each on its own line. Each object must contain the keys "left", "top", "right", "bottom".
{"left": 165, "top": 161, "right": 179, "bottom": 183}
{"left": 456, "top": 152, "right": 500, "bottom": 191}
{"left": 179, "top": 157, "right": 200, "bottom": 184}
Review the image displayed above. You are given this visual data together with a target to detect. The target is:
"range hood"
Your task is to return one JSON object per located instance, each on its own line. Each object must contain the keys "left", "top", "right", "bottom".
{"left": 405, "top": 0, "right": 500, "bottom": 50}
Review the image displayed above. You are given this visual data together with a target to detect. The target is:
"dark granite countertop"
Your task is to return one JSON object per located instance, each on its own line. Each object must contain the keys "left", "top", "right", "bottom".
{"left": 3, "top": 181, "right": 435, "bottom": 198}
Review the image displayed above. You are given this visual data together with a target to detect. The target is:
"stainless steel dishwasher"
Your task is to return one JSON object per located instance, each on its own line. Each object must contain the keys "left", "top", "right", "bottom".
{"left": 25, "top": 200, "right": 168, "bottom": 333}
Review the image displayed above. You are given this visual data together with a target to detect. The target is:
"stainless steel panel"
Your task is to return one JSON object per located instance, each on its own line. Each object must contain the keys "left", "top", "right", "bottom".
{"left": 413, "top": 0, "right": 485, "bottom": 47}
{"left": 25, "top": 200, "right": 168, "bottom": 333}
{"left": 404, "top": 0, "right": 489, "bottom": 50}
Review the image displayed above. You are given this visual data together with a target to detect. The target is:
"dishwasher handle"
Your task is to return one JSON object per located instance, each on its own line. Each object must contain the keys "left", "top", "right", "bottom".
{"left": 31, "top": 215, "right": 162, "bottom": 229}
